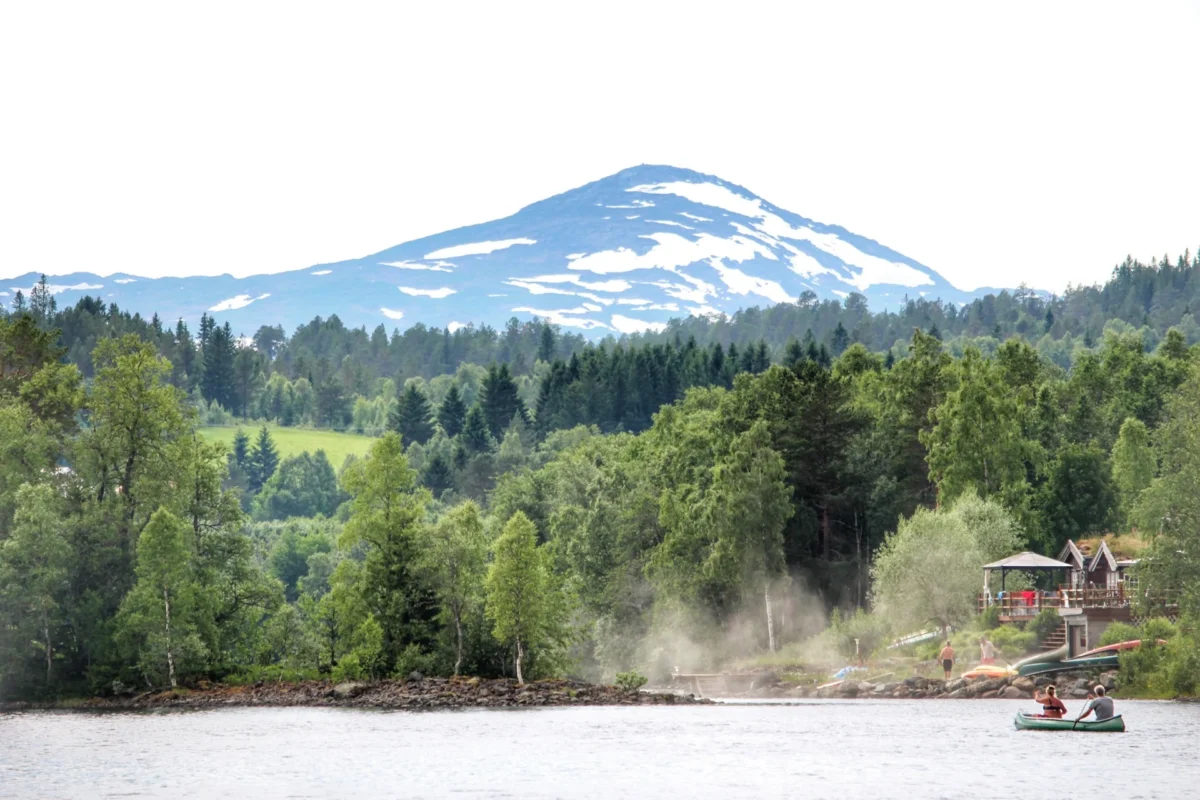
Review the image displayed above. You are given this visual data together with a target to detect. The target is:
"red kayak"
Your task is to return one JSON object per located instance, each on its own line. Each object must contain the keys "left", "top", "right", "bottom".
{"left": 1073, "top": 639, "right": 1167, "bottom": 659}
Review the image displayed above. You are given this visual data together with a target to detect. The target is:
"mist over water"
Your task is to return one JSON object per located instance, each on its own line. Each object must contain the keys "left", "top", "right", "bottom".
{"left": 4, "top": 700, "right": 1198, "bottom": 799}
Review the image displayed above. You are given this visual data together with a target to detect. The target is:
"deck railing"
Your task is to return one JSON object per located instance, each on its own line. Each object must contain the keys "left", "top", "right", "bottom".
{"left": 977, "top": 587, "right": 1129, "bottom": 616}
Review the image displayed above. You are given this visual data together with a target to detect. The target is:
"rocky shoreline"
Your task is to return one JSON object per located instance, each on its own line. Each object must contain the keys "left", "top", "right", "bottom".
{"left": 724, "top": 669, "right": 1119, "bottom": 700}
{"left": 0, "top": 676, "right": 709, "bottom": 713}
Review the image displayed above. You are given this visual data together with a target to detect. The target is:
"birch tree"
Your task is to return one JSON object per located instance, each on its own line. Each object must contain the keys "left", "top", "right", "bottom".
{"left": 486, "top": 512, "right": 554, "bottom": 684}
{"left": 425, "top": 501, "right": 487, "bottom": 675}
{"left": 116, "top": 508, "right": 206, "bottom": 688}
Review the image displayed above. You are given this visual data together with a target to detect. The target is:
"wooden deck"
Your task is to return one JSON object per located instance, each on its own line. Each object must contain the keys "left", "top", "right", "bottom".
{"left": 978, "top": 588, "right": 1173, "bottom": 622}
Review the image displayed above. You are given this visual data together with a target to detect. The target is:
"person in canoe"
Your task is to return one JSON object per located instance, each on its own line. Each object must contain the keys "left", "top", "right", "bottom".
{"left": 938, "top": 641, "right": 955, "bottom": 680}
{"left": 1076, "top": 685, "right": 1114, "bottom": 722}
{"left": 1032, "top": 685, "right": 1067, "bottom": 719}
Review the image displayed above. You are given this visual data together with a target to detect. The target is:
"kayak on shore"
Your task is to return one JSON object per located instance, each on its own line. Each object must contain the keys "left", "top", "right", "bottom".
{"left": 1073, "top": 639, "right": 1168, "bottom": 659}
{"left": 1013, "top": 712, "right": 1125, "bottom": 732}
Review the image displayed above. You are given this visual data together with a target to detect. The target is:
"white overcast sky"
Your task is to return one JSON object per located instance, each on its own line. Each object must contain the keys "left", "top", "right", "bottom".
{"left": 1, "top": 1, "right": 1198, "bottom": 292}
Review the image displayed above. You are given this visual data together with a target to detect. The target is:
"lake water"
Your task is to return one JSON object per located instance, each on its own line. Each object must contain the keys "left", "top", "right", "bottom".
{"left": 2, "top": 699, "right": 1198, "bottom": 799}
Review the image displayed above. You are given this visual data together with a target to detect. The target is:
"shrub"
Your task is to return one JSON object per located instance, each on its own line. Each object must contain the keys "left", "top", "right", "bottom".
{"left": 614, "top": 671, "right": 648, "bottom": 692}
{"left": 828, "top": 608, "right": 890, "bottom": 661}
{"left": 988, "top": 625, "right": 1036, "bottom": 658}
{"left": 1027, "top": 609, "right": 1061, "bottom": 645}
{"left": 1098, "top": 622, "right": 1142, "bottom": 647}
{"left": 1141, "top": 617, "right": 1177, "bottom": 642}
{"left": 976, "top": 606, "right": 1002, "bottom": 631}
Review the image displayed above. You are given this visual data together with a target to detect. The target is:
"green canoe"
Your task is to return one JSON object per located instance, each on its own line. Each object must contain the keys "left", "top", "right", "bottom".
{"left": 1014, "top": 712, "right": 1125, "bottom": 732}
{"left": 1016, "top": 654, "right": 1121, "bottom": 677}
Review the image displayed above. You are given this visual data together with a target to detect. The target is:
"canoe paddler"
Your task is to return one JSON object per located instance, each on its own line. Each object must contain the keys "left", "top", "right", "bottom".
{"left": 1076, "top": 685, "right": 1115, "bottom": 722}
{"left": 1032, "top": 685, "right": 1067, "bottom": 719}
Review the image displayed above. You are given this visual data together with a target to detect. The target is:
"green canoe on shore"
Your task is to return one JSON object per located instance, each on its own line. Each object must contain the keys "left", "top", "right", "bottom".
{"left": 1014, "top": 712, "right": 1125, "bottom": 732}
{"left": 1016, "top": 654, "right": 1121, "bottom": 677}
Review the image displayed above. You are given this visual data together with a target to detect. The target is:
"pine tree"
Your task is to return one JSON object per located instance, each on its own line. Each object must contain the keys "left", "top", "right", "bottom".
{"left": 11, "top": 290, "right": 26, "bottom": 314}
{"left": 461, "top": 405, "right": 495, "bottom": 454}
{"left": 247, "top": 426, "right": 280, "bottom": 492}
{"left": 438, "top": 384, "right": 467, "bottom": 438}
{"left": 422, "top": 453, "right": 454, "bottom": 497}
{"left": 198, "top": 313, "right": 216, "bottom": 347}
{"left": 201, "top": 323, "right": 237, "bottom": 411}
{"left": 538, "top": 324, "right": 556, "bottom": 363}
{"left": 830, "top": 322, "right": 850, "bottom": 355}
{"left": 479, "top": 364, "right": 526, "bottom": 439}
{"left": 231, "top": 429, "right": 250, "bottom": 468}
{"left": 389, "top": 383, "right": 435, "bottom": 445}
{"left": 29, "top": 275, "right": 56, "bottom": 321}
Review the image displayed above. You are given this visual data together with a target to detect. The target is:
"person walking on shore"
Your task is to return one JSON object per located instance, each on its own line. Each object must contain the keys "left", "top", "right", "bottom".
{"left": 938, "top": 641, "right": 955, "bottom": 680}
{"left": 979, "top": 635, "right": 998, "bottom": 665}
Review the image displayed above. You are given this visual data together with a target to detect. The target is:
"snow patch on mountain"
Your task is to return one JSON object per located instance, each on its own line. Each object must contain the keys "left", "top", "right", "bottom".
{"left": 381, "top": 260, "right": 454, "bottom": 273}
{"left": 512, "top": 305, "right": 609, "bottom": 330}
{"left": 210, "top": 293, "right": 270, "bottom": 312}
{"left": 424, "top": 238, "right": 536, "bottom": 259}
{"left": 611, "top": 314, "right": 667, "bottom": 334}
{"left": 398, "top": 287, "right": 456, "bottom": 299}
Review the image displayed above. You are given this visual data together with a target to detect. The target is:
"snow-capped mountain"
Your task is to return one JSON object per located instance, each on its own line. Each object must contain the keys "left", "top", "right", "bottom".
{"left": 4, "top": 166, "right": 996, "bottom": 337}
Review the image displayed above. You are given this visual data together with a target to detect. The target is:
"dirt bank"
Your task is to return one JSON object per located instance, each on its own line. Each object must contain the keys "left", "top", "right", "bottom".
{"left": 1, "top": 677, "right": 708, "bottom": 712}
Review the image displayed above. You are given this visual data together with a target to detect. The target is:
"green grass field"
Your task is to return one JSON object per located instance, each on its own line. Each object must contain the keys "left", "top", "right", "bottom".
{"left": 198, "top": 425, "right": 377, "bottom": 469}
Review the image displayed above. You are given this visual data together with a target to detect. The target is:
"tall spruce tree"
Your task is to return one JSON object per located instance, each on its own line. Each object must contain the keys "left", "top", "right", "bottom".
{"left": 479, "top": 364, "right": 526, "bottom": 440}
{"left": 461, "top": 405, "right": 495, "bottom": 454}
{"left": 389, "top": 383, "right": 435, "bottom": 445}
{"left": 438, "top": 384, "right": 467, "bottom": 438}
{"left": 247, "top": 426, "right": 280, "bottom": 492}
{"left": 201, "top": 323, "right": 237, "bottom": 411}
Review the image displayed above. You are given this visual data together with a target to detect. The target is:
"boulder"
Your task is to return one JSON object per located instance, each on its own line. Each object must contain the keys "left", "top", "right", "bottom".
{"left": 1069, "top": 688, "right": 1090, "bottom": 699}
{"left": 946, "top": 688, "right": 968, "bottom": 699}
{"left": 837, "top": 682, "right": 859, "bottom": 697}
{"left": 1073, "top": 678, "right": 1091, "bottom": 692}
{"left": 892, "top": 685, "right": 911, "bottom": 698}
{"left": 407, "top": 671, "right": 425, "bottom": 682}
{"left": 1001, "top": 686, "right": 1026, "bottom": 699}
{"left": 944, "top": 678, "right": 967, "bottom": 693}
{"left": 980, "top": 690, "right": 1000, "bottom": 699}
{"left": 1099, "top": 672, "right": 1118, "bottom": 691}
{"left": 1012, "top": 677, "right": 1036, "bottom": 692}
{"left": 333, "top": 682, "right": 367, "bottom": 699}
{"left": 857, "top": 682, "right": 875, "bottom": 694}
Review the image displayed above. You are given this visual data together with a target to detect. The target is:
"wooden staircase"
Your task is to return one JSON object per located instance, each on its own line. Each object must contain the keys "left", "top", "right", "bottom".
{"left": 1040, "top": 622, "right": 1067, "bottom": 651}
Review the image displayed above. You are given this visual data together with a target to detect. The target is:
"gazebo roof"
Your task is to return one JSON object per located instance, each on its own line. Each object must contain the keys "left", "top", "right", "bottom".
{"left": 983, "top": 552, "right": 1073, "bottom": 571}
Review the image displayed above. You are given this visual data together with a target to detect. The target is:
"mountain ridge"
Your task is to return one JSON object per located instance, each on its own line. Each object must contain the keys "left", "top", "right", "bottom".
{"left": 4, "top": 165, "right": 1008, "bottom": 336}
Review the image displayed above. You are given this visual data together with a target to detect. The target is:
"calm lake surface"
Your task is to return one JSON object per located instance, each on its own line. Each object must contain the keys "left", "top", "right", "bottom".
{"left": 2, "top": 699, "right": 1198, "bottom": 799}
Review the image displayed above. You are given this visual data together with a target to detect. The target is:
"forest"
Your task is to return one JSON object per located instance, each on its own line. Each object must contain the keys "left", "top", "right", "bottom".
{"left": 3, "top": 252, "right": 1200, "bottom": 700}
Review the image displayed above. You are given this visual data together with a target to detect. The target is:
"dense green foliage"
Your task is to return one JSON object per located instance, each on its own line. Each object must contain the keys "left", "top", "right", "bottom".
{"left": 8, "top": 252, "right": 1200, "bottom": 697}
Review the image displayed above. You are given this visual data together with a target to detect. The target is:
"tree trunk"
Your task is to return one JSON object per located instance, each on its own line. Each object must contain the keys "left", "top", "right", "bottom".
{"left": 453, "top": 610, "right": 464, "bottom": 677}
{"left": 515, "top": 637, "right": 525, "bottom": 685}
{"left": 764, "top": 586, "right": 776, "bottom": 653}
{"left": 43, "top": 616, "right": 52, "bottom": 685}
{"left": 821, "top": 505, "right": 831, "bottom": 560}
{"left": 163, "top": 587, "right": 177, "bottom": 689}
